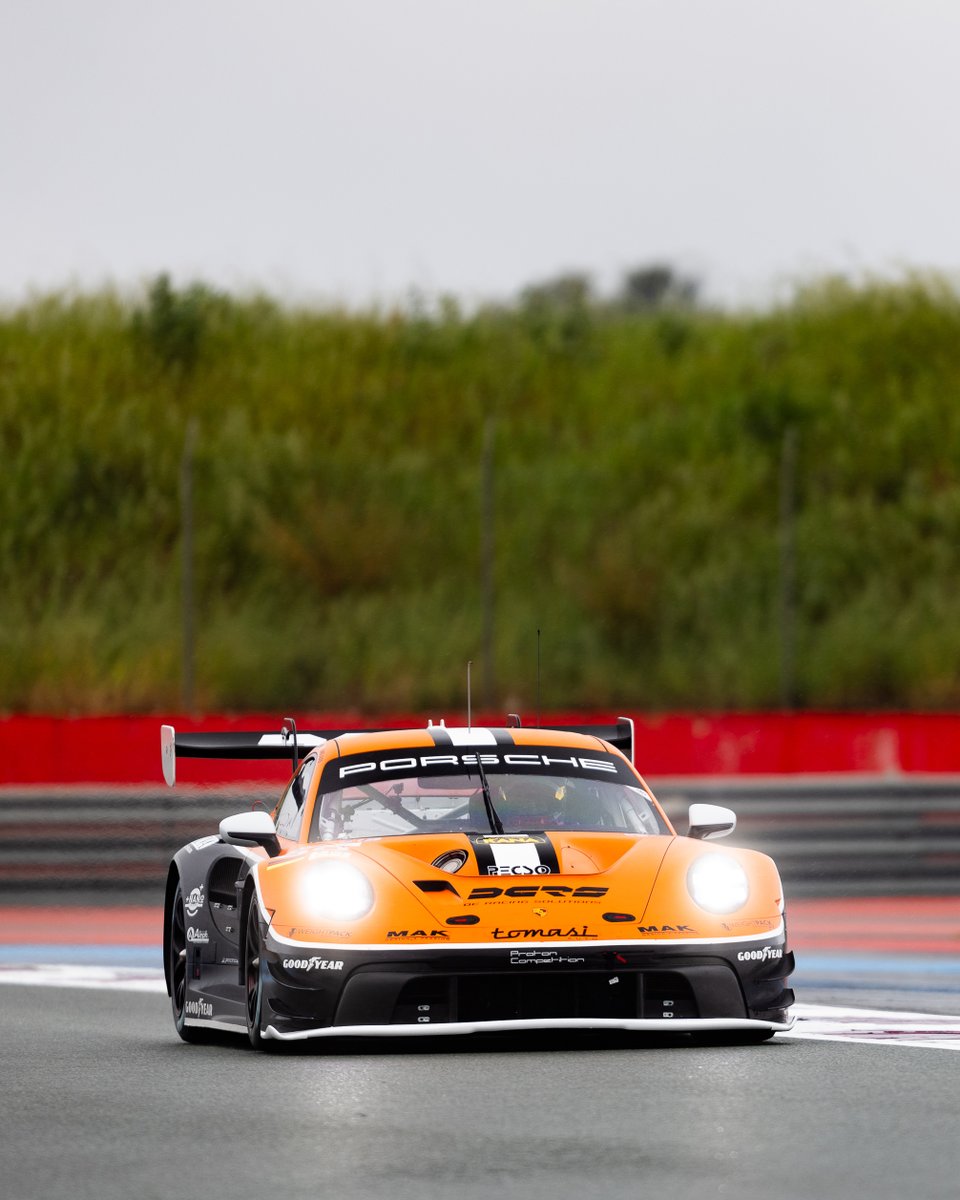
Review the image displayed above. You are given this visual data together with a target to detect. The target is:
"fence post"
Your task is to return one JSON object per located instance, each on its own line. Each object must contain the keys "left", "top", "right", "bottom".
{"left": 180, "top": 418, "right": 197, "bottom": 711}
{"left": 779, "top": 426, "right": 798, "bottom": 708}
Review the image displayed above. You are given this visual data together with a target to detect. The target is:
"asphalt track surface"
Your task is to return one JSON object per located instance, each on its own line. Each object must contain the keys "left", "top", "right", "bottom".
{"left": 3, "top": 901, "right": 960, "bottom": 1200}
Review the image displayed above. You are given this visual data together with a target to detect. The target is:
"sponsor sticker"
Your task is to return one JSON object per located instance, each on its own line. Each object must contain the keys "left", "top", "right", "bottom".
{"left": 336, "top": 752, "right": 620, "bottom": 781}
{"left": 737, "top": 946, "right": 783, "bottom": 962}
{"left": 474, "top": 835, "right": 546, "bottom": 845}
{"left": 184, "top": 885, "right": 205, "bottom": 918}
{"left": 184, "top": 998, "right": 213, "bottom": 1018}
{"left": 281, "top": 957, "right": 344, "bottom": 971}
{"left": 288, "top": 927, "right": 351, "bottom": 938}
{"left": 186, "top": 927, "right": 209, "bottom": 944}
{"left": 722, "top": 918, "right": 775, "bottom": 931}
{"left": 467, "top": 885, "right": 607, "bottom": 900}
{"left": 509, "top": 949, "right": 586, "bottom": 966}
{"left": 387, "top": 930, "right": 449, "bottom": 941}
{"left": 186, "top": 835, "right": 220, "bottom": 855}
{"left": 492, "top": 925, "right": 597, "bottom": 940}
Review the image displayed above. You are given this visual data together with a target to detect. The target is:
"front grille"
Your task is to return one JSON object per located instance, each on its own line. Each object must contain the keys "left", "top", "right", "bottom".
{"left": 390, "top": 971, "right": 698, "bottom": 1025}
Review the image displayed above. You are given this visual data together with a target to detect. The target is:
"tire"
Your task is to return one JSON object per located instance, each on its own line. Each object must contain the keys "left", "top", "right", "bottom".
{"left": 169, "top": 879, "right": 207, "bottom": 1044}
{"left": 244, "top": 897, "right": 268, "bottom": 1050}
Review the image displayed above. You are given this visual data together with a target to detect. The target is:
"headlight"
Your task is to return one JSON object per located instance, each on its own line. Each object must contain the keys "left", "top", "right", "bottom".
{"left": 687, "top": 854, "right": 749, "bottom": 914}
{"left": 300, "top": 862, "right": 374, "bottom": 921}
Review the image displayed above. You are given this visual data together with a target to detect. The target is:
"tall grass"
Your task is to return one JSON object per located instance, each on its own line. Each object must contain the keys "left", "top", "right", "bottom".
{"left": 3, "top": 275, "right": 960, "bottom": 714}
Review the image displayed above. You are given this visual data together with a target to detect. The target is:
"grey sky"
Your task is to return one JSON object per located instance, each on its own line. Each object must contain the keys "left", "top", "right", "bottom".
{"left": 3, "top": 0, "right": 959, "bottom": 309}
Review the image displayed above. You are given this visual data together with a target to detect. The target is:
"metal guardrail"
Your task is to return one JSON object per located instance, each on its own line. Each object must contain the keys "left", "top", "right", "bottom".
{"left": 1, "top": 777, "right": 959, "bottom": 900}
{"left": 0, "top": 787, "right": 274, "bottom": 902}
{"left": 656, "top": 777, "right": 960, "bottom": 896}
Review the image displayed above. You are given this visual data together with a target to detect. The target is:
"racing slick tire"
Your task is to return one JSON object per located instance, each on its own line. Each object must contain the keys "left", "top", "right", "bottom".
{"left": 168, "top": 879, "right": 209, "bottom": 1044}
{"left": 244, "top": 898, "right": 269, "bottom": 1050}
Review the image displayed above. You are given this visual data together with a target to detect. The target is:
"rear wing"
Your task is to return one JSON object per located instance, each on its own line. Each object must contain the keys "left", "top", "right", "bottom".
{"left": 547, "top": 719, "right": 634, "bottom": 764}
{"left": 160, "top": 720, "right": 359, "bottom": 787}
{"left": 160, "top": 716, "right": 635, "bottom": 787}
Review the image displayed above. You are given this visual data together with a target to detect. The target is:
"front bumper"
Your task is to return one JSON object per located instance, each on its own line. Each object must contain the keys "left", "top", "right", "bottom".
{"left": 259, "top": 934, "right": 795, "bottom": 1042}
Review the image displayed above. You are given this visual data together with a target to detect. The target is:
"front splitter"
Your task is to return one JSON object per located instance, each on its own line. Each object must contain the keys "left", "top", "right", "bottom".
{"left": 264, "top": 1014, "right": 794, "bottom": 1041}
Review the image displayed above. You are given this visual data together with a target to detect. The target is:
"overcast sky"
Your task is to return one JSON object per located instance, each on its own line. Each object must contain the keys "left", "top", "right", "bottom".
{"left": 4, "top": 0, "right": 960, "bottom": 309}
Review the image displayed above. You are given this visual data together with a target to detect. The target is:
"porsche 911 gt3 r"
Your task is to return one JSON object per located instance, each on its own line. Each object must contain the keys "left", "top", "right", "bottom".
{"left": 161, "top": 719, "right": 794, "bottom": 1048}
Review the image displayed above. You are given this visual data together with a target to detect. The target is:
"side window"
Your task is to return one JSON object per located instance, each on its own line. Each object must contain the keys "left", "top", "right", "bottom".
{"left": 275, "top": 759, "right": 316, "bottom": 840}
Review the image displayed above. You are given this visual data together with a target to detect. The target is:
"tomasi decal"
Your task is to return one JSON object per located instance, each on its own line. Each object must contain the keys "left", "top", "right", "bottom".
{"left": 492, "top": 926, "right": 597, "bottom": 940}
{"left": 470, "top": 833, "right": 560, "bottom": 877}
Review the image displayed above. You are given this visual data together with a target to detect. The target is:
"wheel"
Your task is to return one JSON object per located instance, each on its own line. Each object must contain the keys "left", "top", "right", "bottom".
{"left": 169, "top": 879, "right": 206, "bottom": 1043}
{"left": 244, "top": 897, "right": 268, "bottom": 1050}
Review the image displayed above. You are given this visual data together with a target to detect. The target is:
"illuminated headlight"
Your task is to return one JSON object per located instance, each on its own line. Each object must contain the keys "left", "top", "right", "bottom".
{"left": 300, "top": 862, "right": 374, "bottom": 921}
{"left": 687, "top": 855, "right": 749, "bottom": 914}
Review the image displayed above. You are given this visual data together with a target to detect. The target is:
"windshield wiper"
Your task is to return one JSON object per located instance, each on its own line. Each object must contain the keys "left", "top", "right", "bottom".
{"left": 474, "top": 755, "right": 504, "bottom": 834}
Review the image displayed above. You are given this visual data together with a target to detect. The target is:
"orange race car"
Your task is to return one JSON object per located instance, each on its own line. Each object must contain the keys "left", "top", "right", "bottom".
{"left": 161, "top": 719, "right": 795, "bottom": 1048}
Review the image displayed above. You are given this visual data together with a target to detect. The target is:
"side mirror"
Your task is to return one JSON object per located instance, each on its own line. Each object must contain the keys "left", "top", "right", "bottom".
{"left": 687, "top": 802, "right": 736, "bottom": 841}
{"left": 219, "top": 811, "right": 281, "bottom": 858}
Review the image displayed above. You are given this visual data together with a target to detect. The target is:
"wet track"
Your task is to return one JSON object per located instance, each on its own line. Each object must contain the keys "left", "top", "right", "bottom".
{"left": 3, "top": 904, "right": 960, "bottom": 1200}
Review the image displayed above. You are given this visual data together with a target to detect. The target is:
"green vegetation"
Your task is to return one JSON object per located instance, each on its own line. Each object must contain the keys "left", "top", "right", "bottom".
{"left": 3, "top": 273, "right": 960, "bottom": 715}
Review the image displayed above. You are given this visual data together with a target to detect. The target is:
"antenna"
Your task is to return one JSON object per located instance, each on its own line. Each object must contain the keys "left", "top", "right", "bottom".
{"left": 536, "top": 628, "right": 541, "bottom": 727}
{"left": 467, "top": 660, "right": 473, "bottom": 731}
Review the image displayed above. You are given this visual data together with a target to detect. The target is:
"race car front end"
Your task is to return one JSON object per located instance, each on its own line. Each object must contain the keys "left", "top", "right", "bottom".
{"left": 247, "top": 833, "right": 794, "bottom": 1042}
{"left": 252, "top": 919, "right": 794, "bottom": 1041}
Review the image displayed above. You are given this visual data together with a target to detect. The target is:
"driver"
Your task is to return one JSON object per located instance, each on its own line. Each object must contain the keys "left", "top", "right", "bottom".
{"left": 494, "top": 776, "right": 569, "bottom": 830}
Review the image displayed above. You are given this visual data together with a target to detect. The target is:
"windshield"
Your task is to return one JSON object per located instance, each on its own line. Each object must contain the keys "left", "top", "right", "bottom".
{"left": 309, "top": 771, "right": 667, "bottom": 841}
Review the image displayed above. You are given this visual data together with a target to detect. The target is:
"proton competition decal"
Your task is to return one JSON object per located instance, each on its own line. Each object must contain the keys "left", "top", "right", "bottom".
{"left": 184, "top": 885, "right": 204, "bottom": 917}
{"left": 509, "top": 949, "right": 586, "bottom": 966}
{"left": 469, "top": 833, "right": 560, "bottom": 877}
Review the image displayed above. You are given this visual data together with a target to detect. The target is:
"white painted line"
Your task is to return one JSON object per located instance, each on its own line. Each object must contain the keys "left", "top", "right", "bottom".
{"left": 0, "top": 963, "right": 167, "bottom": 993}
{"left": 785, "top": 1002, "right": 960, "bottom": 1050}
